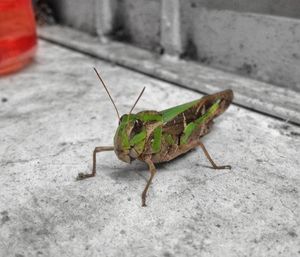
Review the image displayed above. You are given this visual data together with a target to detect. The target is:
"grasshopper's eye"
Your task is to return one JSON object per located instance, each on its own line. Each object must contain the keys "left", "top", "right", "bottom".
{"left": 134, "top": 119, "right": 143, "bottom": 132}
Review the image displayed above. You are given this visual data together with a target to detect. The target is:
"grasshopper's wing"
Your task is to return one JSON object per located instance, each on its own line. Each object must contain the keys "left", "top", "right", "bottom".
{"left": 160, "top": 99, "right": 201, "bottom": 136}
{"left": 160, "top": 90, "right": 233, "bottom": 136}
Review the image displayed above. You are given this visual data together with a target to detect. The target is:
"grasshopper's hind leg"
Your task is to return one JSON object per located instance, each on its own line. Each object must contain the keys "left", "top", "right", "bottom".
{"left": 142, "top": 157, "right": 157, "bottom": 207}
{"left": 77, "top": 146, "right": 114, "bottom": 180}
{"left": 198, "top": 141, "right": 231, "bottom": 170}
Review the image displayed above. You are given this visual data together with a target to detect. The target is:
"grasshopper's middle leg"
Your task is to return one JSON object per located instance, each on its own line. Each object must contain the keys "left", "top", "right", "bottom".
{"left": 77, "top": 146, "right": 114, "bottom": 180}
{"left": 142, "top": 157, "right": 157, "bottom": 207}
{"left": 198, "top": 141, "right": 231, "bottom": 170}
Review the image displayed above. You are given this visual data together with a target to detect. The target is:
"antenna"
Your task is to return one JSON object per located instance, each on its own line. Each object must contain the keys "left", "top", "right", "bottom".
{"left": 93, "top": 67, "right": 120, "bottom": 120}
{"left": 129, "top": 87, "right": 146, "bottom": 115}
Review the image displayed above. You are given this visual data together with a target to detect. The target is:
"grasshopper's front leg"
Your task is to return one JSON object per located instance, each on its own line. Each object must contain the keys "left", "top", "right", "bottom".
{"left": 77, "top": 146, "right": 114, "bottom": 180}
{"left": 142, "top": 156, "right": 157, "bottom": 207}
{"left": 198, "top": 141, "right": 231, "bottom": 170}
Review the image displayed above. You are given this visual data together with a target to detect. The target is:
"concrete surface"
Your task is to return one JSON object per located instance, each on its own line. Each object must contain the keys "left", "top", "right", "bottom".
{"left": 0, "top": 40, "right": 300, "bottom": 257}
{"left": 38, "top": 26, "right": 300, "bottom": 125}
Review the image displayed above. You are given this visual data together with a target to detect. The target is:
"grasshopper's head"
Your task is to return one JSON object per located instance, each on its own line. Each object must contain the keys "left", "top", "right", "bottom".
{"left": 114, "top": 114, "right": 146, "bottom": 163}
{"left": 91, "top": 67, "right": 146, "bottom": 163}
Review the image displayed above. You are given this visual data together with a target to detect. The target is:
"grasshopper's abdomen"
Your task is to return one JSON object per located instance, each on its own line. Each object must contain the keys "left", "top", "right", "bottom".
{"left": 141, "top": 90, "right": 233, "bottom": 163}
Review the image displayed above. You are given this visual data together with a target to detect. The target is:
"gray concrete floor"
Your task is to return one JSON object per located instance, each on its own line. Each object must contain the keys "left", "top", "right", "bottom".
{"left": 0, "top": 40, "right": 299, "bottom": 257}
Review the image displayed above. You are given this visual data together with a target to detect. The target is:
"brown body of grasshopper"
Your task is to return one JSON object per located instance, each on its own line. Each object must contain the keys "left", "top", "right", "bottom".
{"left": 78, "top": 68, "right": 233, "bottom": 206}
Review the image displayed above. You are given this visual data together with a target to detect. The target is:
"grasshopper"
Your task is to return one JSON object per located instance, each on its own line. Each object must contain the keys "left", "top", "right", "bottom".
{"left": 77, "top": 68, "right": 233, "bottom": 206}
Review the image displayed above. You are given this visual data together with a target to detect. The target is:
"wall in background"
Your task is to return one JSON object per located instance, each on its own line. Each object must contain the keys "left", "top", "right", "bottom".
{"left": 49, "top": 0, "right": 97, "bottom": 34}
{"left": 180, "top": 1, "right": 300, "bottom": 90}
{"left": 46, "top": 0, "right": 300, "bottom": 92}
{"left": 112, "top": 0, "right": 161, "bottom": 51}
{"left": 185, "top": 0, "right": 300, "bottom": 19}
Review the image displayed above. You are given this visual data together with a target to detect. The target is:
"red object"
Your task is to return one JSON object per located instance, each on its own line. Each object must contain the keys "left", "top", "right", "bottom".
{"left": 0, "top": 0, "right": 37, "bottom": 75}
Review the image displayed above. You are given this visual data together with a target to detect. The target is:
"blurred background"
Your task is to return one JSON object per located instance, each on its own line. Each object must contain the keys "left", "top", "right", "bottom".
{"left": 2, "top": 0, "right": 299, "bottom": 122}
{"left": 35, "top": 0, "right": 300, "bottom": 92}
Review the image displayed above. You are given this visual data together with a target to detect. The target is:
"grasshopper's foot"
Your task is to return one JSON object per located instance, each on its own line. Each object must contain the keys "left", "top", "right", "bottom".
{"left": 198, "top": 142, "right": 232, "bottom": 171}
{"left": 141, "top": 194, "right": 147, "bottom": 207}
{"left": 213, "top": 165, "right": 231, "bottom": 170}
{"left": 76, "top": 172, "right": 95, "bottom": 181}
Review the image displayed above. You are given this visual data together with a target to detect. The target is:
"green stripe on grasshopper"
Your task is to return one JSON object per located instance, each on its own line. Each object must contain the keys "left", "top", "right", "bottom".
{"left": 152, "top": 127, "right": 162, "bottom": 153}
{"left": 132, "top": 133, "right": 146, "bottom": 155}
{"left": 118, "top": 115, "right": 134, "bottom": 149}
{"left": 161, "top": 99, "right": 199, "bottom": 123}
{"left": 180, "top": 122, "right": 197, "bottom": 145}
{"left": 121, "top": 114, "right": 136, "bottom": 122}
{"left": 130, "top": 129, "right": 146, "bottom": 146}
{"left": 138, "top": 113, "right": 162, "bottom": 122}
{"left": 118, "top": 123, "right": 130, "bottom": 149}
{"left": 180, "top": 99, "right": 220, "bottom": 145}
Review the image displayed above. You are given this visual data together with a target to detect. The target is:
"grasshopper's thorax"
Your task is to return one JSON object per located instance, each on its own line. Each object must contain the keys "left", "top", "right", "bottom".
{"left": 114, "top": 112, "right": 162, "bottom": 163}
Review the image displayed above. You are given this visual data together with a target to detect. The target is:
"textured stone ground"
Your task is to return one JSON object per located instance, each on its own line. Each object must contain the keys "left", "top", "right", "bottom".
{"left": 0, "top": 40, "right": 299, "bottom": 257}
